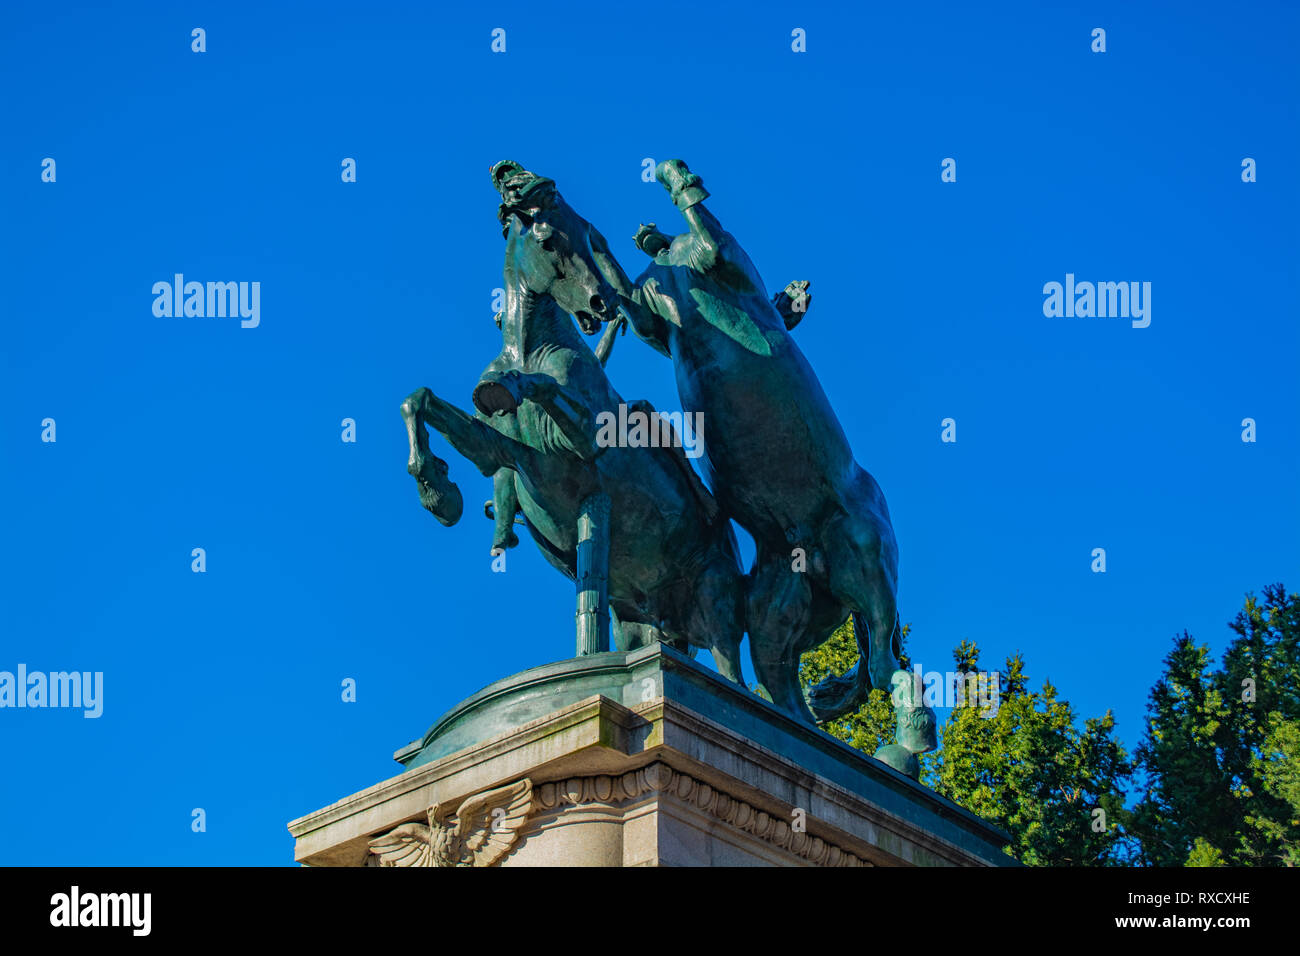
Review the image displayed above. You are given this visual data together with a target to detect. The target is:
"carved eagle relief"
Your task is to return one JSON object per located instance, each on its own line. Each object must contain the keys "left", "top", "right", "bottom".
{"left": 368, "top": 779, "right": 533, "bottom": 867}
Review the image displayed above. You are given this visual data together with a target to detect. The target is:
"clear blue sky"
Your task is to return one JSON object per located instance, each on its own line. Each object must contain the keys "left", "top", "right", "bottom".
{"left": 1, "top": 0, "right": 1296, "bottom": 864}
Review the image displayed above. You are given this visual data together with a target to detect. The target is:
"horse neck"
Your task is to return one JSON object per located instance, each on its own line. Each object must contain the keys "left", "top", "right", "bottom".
{"left": 501, "top": 261, "right": 583, "bottom": 365}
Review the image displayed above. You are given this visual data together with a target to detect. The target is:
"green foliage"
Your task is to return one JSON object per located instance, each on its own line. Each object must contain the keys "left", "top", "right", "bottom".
{"left": 926, "top": 647, "right": 1133, "bottom": 866}
{"left": 799, "top": 620, "right": 1132, "bottom": 865}
{"left": 1186, "top": 837, "right": 1226, "bottom": 867}
{"left": 1249, "top": 715, "right": 1300, "bottom": 866}
{"left": 796, "top": 584, "right": 1299, "bottom": 867}
{"left": 1128, "top": 633, "right": 1238, "bottom": 864}
{"left": 1132, "top": 584, "right": 1300, "bottom": 866}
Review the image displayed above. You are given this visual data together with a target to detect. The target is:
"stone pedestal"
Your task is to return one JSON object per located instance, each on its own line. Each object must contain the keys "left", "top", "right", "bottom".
{"left": 287, "top": 644, "right": 1014, "bottom": 867}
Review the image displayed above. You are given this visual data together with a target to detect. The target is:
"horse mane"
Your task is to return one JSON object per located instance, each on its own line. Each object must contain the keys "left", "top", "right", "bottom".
{"left": 495, "top": 168, "right": 558, "bottom": 236}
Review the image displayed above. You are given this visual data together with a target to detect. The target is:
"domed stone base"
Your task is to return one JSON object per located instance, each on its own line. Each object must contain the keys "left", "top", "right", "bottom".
{"left": 288, "top": 643, "right": 1014, "bottom": 867}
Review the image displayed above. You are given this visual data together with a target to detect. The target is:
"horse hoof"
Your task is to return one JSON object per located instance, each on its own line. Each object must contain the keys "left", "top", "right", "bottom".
{"left": 412, "top": 453, "right": 463, "bottom": 526}
{"left": 472, "top": 379, "right": 520, "bottom": 416}
{"left": 873, "top": 744, "right": 920, "bottom": 780}
{"left": 417, "top": 477, "right": 463, "bottom": 527}
{"left": 807, "top": 665, "right": 862, "bottom": 722}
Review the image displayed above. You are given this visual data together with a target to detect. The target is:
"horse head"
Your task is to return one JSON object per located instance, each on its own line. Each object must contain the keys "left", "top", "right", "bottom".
{"left": 491, "top": 160, "right": 621, "bottom": 336}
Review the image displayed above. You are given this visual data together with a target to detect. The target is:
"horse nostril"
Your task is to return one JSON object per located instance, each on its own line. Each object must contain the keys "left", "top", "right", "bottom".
{"left": 589, "top": 294, "right": 606, "bottom": 314}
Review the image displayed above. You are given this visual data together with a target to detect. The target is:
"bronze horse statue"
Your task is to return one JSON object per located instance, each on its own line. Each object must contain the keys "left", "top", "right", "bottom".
{"left": 400, "top": 161, "right": 745, "bottom": 677}
{"left": 590, "top": 160, "right": 907, "bottom": 728}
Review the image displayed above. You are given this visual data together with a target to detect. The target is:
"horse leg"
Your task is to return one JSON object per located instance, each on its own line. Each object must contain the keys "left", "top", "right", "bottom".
{"left": 593, "top": 312, "right": 626, "bottom": 367}
{"left": 400, "top": 388, "right": 463, "bottom": 526}
{"left": 487, "top": 470, "right": 521, "bottom": 553}
{"left": 473, "top": 370, "right": 603, "bottom": 461}
{"left": 655, "top": 160, "right": 722, "bottom": 252}
{"left": 409, "top": 386, "right": 534, "bottom": 478}
{"left": 611, "top": 603, "right": 664, "bottom": 653}
{"left": 746, "top": 544, "right": 815, "bottom": 722}
{"left": 610, "top": 605, "right": 629, "bottom": 651}
{"left": 808, "top": 507, "right": 900, "bottom": 722}
{"left": 801, "top": 584, "right": 855, "bottom": 673}
{"left": 401, "top": 386, "right": 541, "bottom": 526}
{"left": 674, "top": 539, "right": 745, "bottom": 684}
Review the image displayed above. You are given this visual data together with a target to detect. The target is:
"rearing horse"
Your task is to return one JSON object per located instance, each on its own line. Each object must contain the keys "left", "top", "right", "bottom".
{"left": 592, "top": 160, "right": 905, "bottom": 726}
{"left": 400, "top": 161, "right": 745, "bottom": 677}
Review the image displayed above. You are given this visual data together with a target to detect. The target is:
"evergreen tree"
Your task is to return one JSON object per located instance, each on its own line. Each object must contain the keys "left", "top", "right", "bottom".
{"left": 800, "top": 623, "right": 1132, "bottom": 865}
{"left": 1133, "top": 584, "right": 1300, "bottom": 865}
{"left": 1249, "top": 714, "right": 1300, "bottom": 866}
{"left": 927, "top": 647, "right": 1132, "bottom": 865}
{"left": 1223, "top": 584, "right": 1300, "bottom": 864}
{"left": 1128, "top": 634, "right": 1236, "bottom": 865}
{"left": 797, "top": 584, "right": 1299, "bottom": 866}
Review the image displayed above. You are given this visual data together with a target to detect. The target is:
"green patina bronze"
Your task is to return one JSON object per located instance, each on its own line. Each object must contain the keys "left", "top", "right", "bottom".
{"left": 401, "top": 161, "right": 744, "bottom": 677}
{"left": 597, "top": 163, "right": 908, "bottom": 718}
{"left": 400, "top": 160, "right": 936, "bottom": 778}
